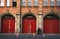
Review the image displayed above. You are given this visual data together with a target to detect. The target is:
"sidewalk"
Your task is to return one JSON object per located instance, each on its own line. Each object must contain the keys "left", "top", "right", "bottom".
{"left": 0, "top": 34, "right": 60, "bottom": 39}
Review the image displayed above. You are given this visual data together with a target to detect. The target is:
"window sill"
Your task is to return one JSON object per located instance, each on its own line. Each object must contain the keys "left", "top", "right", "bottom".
{"left": 27, "top": 6, "right": 33, "bottom": 8}
{"left": 0, "top": 6, "right": 16, "bottom": 7}
{"left": 56, "top": 6, "right": 60, "bottom": 7}
{"left": 21, "top": 6, "right": 27, "bottom": 7}
{"left": 43, "top": 6, "right": 55, "bottom": 7}
{"left": 50, "top": 6, "right": 55, "bottom": 7}
{"left": 43, "top": 6, "right": 48, "bottom": 7}
{"left": 0, "top": 6, "right": 5, "bottom": 8}
{"left": 21, "top": 5, "right": 39, "bottom": 8}
{"left": 12, "top": 6, "right": 17, "bottom": 8}
{"left": 33, "top": 6, "right": 39, "bottom": 8}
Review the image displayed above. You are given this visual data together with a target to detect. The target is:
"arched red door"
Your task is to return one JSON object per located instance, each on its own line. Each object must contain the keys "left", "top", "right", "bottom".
{"left": 1, "top": 14, "right": 15, "bottom": 33}
{"left": 44, "top": 14, "right": 59, "bottom": 34}
{"left": 22, "top": 14, "right": 36, "bottom": 33}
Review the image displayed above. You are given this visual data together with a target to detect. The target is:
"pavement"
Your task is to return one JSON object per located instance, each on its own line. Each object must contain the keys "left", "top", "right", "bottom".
{"left": 0, "top": 34, "right": 60, "bottom": 39}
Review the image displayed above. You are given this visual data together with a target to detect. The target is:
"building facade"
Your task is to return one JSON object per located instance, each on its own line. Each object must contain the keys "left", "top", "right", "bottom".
{"left": 0, "top": 0, "right": 60, "bottom": 34}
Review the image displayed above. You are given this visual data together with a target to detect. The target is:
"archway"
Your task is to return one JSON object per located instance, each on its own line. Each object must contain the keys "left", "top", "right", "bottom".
{"left": 1, "top": 14, "right": 15, "bottom": 33}
{"left": 44, "top": 13, "right": 59, "bottom": 34}
{"left": 22, "top": 14, "right": 36, "bottom": 33}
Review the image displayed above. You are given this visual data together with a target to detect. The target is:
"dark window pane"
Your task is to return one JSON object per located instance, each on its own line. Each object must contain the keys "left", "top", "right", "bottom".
{"left": 12, "top": 2, "right": 17, "bottom": 7}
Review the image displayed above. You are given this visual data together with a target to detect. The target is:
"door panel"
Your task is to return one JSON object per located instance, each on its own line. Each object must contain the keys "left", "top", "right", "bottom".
{"left": 44, "top": 19, "right": 59, "bottom": 34}
{"left": 2, "top": 19, "right": 9, "bottom": 33}
{"left": 44, "top": 19, "right": 51, "bottom": 33}
{"left": 30, "top": 19, "right": 36, "bottom": 33}
{"left": 22, "top": 19, "right": 29, "bottom": 33}
{"left": 2, "top": 18, "right": 15, "bottom": 33}
{"left": 22, "top": 18, "right": 36, "bottom": 33}
{"left": 52, "top": 19, "right": 59, "bottom": 33}
{"left": 10, "top": 19, "right": 15, "bottom": 33}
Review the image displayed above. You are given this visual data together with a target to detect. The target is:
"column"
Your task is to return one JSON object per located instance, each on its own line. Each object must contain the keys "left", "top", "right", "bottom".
{"left": 37, "top": 0, "right": 43, "bottom": 33}
{"left": 16, "top": 14, "right": 20, "bottom": 33}
{"left": 38, "top": 14, "right": 43, "bottom": 33}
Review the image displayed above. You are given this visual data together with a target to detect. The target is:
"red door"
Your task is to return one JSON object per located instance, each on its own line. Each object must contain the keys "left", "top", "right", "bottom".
{"left": 22, "top": 18, "right": 36, "bottom": 33}
{"left": 44, "top": 19, "right": 59, "bottom": 34}
{"left": 22, "top": 19, "right": 29, "bottom": 33}
{"left": 30, "top": 19, "right": 36, "bottom": 33}
{"left": 2, "top": 18, "right": 15, "bottom": 33}
{"left": 52, "top": 19, "right": 59, "bottom": 33}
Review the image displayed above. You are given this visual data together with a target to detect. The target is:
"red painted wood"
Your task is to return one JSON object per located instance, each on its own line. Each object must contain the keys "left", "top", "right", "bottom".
{"left": 30, "top": 19, "right": 36, "bottom": 33}
{"left": 2, "top": 18, "right": 15, "bottom": 33}
{"left": 10, "top": 19, "right": 15, "bottom": 33}
{"left": 44, "top": 19, "right": 51, "bottom": 33}
{"left": 22, "top": 18, "right": 36, "bottom": 33}
{"left": 2, "top": 19, "right": 9, "bottom": 33}
{"left": 22, "top": 19, "right": 29, "bottom": 33}
{"left": 52, "top": 19, "right": 59, "bottom": 34}
{"left": 44, "top": 19, "right": 59, "bottom": 34}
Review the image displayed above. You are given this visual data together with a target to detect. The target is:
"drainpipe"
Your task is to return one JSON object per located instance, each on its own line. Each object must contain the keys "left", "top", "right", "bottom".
{"left": 20, "top": 0, "right": 22, "bottom": 34}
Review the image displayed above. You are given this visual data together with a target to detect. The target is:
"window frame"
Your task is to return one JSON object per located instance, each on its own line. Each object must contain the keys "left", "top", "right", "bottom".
{"left": 43, "top": 0, "right": 48, "bottom": 6}
{"left": 0, "top": 0, "right": 4, "bottom": 6}
{"left": 12, "top": 0, "right": 17, "bottom": 7}
{"left": 50, "top": 0, "right": 54, "bottom": 6}
{"left": 6, "top": 0, "right": 10, "bottom": 7}
{"left": 28, "top": 0, "right": 32, "bottom": 6}
{"left": 56, "top": 0, "right": 60, "bottom": 6}
{"left": 34, "top": 0, "right": 38, "bottom": 6}
{"left": 22, "top": 0, "right": 26, "bottom": 6}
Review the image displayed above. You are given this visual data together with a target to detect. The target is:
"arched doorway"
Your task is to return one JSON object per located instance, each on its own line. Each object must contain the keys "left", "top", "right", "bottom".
{"left": 22, "top": 14, "right": 36, "bottom": 33}
{"left": 44, "top": 13, "right": 59, "bottom": 34}
{"left": 1, "top": 14, "right": 15, "bottom": 33}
